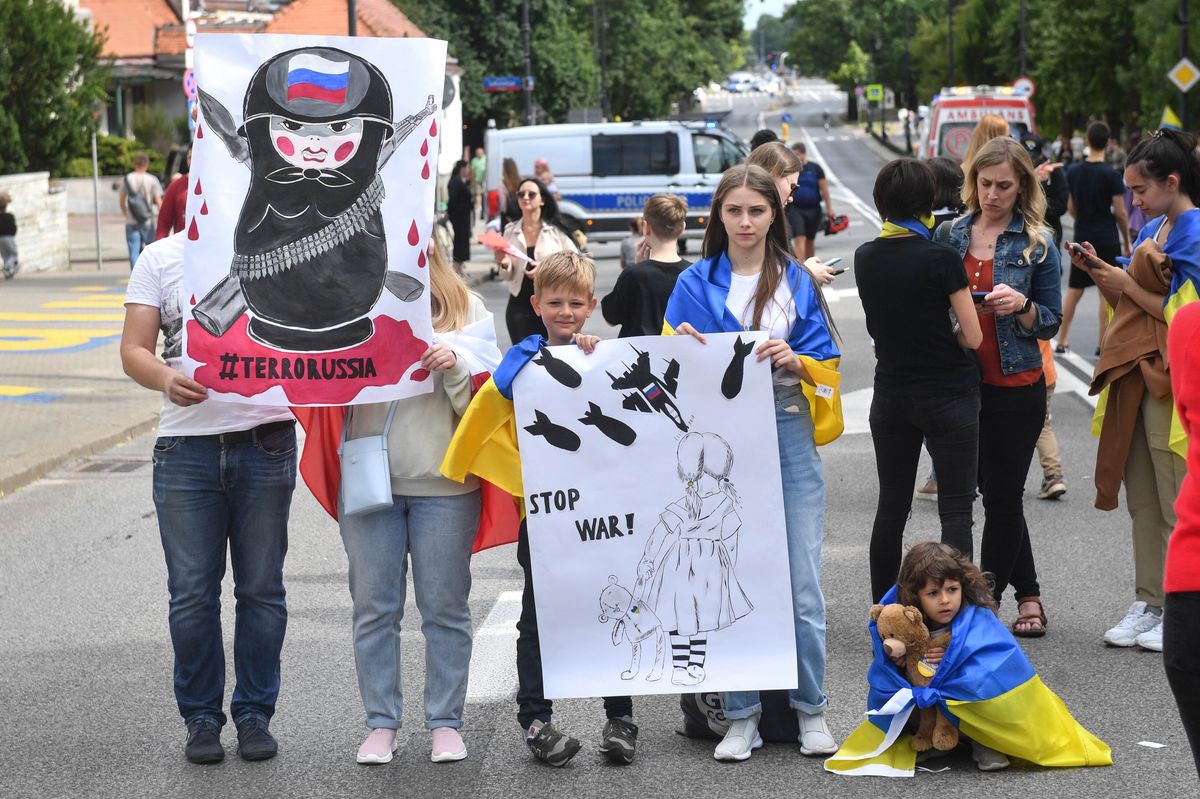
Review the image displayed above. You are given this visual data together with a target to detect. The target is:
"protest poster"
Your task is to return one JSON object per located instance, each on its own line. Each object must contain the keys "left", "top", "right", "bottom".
{"left": 182, "top": 33, "right": 446, "bottom": 406}
{"left": 512, "top": 332, "right": 798, "bottom": 699}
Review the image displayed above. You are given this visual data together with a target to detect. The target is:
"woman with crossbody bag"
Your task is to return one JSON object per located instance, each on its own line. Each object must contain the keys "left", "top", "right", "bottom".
{"left": 338, "top": 243, "right": 501, "bottom": 765}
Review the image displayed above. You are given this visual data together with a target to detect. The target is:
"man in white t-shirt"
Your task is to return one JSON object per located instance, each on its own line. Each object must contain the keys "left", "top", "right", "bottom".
{"left": 120, "top": 232, "right": 296, "bottom": 765}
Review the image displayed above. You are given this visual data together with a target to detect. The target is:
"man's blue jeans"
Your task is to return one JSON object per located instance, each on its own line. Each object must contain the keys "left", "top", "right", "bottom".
{"left": 126, "top": 222, "right": 154, "bottom": 268}
{"left": 151, "top": 425, "right": 296, "bottom": 727}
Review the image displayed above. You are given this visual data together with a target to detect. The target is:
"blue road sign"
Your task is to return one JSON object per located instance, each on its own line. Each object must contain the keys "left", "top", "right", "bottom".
{"left": 483, "top": 76, "right": 522, "bottom": 92}
{"left": 781, "top": 112, "right": 792, "bottom": 123}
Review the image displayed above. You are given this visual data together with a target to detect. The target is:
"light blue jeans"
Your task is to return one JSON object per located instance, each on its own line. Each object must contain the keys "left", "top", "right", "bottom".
{"left": 722, "top": 383, "right": 828, "bottom": 718}
{"left": 339, "top": 490, "right": 480, "bottom": 730}
{"left": 126, "top": 221, "right": 154, "bottom": 268}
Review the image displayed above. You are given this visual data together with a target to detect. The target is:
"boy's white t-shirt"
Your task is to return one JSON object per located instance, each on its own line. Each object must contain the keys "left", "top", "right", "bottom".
{"left": 124, "top": 233, "right": 294, "bottom": 436}
{"left": 725, "top": 270, "right": 800, "bottom": 386}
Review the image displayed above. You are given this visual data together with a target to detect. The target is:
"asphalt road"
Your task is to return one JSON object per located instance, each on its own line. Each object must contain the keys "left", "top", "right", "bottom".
{"left": 0, "top": 83, "right": 1194, "bottom": 798}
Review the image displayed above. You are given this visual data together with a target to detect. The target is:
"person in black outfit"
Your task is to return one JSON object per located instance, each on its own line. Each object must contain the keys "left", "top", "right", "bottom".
{"left": 0, "top": 191, "right": 19, "bottom": 279}
{"left": 1060, "top": 121, "right": 1131, "bottom": 353}
{"left": 855, "top": 159, "right": 983, "bottom": 601}
{"left": 601, "top": 194, "right": 690, "bottom": 337}
{"left": 1021, "top": 134, "right": 1069, "bottom": 246}
{"left": 928, "top": 156, "right": 965, "bottom": 228}
{"left": 446, "top": 160, "right": 473, "bottom": 272}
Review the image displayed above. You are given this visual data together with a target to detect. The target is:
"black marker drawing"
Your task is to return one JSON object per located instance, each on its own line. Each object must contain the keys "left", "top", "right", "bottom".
{"left": 608, "top": 346, "right": 688, "bottom": 433}
{"left": 193, "top": 46, "right": 436, "bottom": 351}
{"left": 635, "top": 432, "right": 751, "bottom": 686}
{"left": 598, "top": 575, "right": 667, "bottom": 681}
{"left": 721, "top": 335, "right": 754, "bottom": 399}
{"left": 524, "top": 409, "right": 581, "bottom": 451}
{"left": 534, "top": 346, "right": 583, "bottom": 388}
{"left": 579, "top": 402, "right": 637, "bottom": 446}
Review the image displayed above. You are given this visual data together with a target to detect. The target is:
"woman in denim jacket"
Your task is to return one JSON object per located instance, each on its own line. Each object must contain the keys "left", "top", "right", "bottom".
{"left": 936, "top": 136, "right": 1062, "bottom": 638}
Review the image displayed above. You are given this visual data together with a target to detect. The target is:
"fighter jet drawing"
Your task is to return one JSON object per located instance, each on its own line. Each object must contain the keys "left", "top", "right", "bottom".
{"left": 607, "top": 347, "right": 688, "bottom": 433}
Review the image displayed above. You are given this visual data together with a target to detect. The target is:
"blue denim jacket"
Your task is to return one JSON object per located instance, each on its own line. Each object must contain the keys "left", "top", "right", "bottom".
{"left": 937, "top": 212, "right": 1062, "bottom": 375}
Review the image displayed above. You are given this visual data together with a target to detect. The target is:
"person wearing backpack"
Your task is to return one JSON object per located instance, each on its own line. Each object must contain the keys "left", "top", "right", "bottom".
{"left": 120, "top": 152, "right": 163, "bottom": 268}
{"left": 788, "top": 142, "right": 834, "bottom": 261}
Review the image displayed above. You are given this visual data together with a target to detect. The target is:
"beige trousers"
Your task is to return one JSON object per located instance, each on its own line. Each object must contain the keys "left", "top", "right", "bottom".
{"left": 1125, "top": 392, "right": 1187, "bottom": 606}
{"left": 1036, "top": 383, "right": 1061, "bottom": 477}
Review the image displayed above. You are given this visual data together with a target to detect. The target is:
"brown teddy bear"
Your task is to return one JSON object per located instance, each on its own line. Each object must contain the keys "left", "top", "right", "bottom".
{"left": 870, "top": 603, "right": 958, "bottom": 752}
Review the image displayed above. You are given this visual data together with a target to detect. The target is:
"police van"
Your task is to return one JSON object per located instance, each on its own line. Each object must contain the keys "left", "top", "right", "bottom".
{"left": 484, "top": 120, "right": 748, "bottom": 244}
{"left": 918, "top": 85, "right": 1037, "bottom": 162}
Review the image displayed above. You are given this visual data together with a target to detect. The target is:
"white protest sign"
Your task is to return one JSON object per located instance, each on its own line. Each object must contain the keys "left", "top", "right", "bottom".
{"left": 513, "top": 332, "right": 798, "bottom": 699}
{"left": 184, "top": 34, "right": 446, "bottom": 406}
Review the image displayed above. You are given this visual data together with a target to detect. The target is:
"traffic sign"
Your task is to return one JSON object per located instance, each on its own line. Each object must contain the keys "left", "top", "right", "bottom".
{"left": 185, "top": 18, "right": 197, "bottom": 48}
{"left": 780, "top": 112, "right": 792, "bottom": 123}
{"left": 1013, "top": 75, "right": 1036, "bottom": 98}
{"left": 1169, "top": 58, "right": 1200, "bottom": 92}
{"left": 483, "top": 76, "right": 522, "bottom": 92}
{"left": 182, "top": 68, "right": 197, "bottom": 99}
{"left": 865, "top": 83, "right": 883, "bottom": 102}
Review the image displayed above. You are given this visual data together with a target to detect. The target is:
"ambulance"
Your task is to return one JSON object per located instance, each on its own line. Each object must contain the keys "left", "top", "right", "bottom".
{"left": 918, "top": 85, "right": 1037, "bottom": 162}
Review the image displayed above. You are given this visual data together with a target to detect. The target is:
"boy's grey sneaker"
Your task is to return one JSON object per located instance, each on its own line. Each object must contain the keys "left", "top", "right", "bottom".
{"left": 1037, "top": 476, "right": 1067, "bottom": 500}
{"left": 184, "top": 717, "right": 224, "bottom": 764}
{"left": 525, "top": 720, "right": 581, "bottom": 767}
{"left": 598, "top": 716, "right": 638, "bottom": 764}
{"left": 235, "top": 714, "right": 278, "bottom": 761}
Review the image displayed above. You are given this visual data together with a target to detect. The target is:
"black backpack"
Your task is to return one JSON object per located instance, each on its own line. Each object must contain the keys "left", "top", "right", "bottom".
{"left": 125, "top": 175, "right": 153, "bottom": 224}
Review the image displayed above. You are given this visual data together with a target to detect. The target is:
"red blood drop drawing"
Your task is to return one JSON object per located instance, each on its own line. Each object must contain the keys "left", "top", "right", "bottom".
{"left": 421, "top": 161, "right": 430, "bottom": 180}
{"left": 190, "top": 294, "right": 196, "bottom": 305}
{"left": 411, "top": 368, "right": 430, "bottom": 382}
{"left": 196, "top": 124, "right": 204, "bottom": 139}
{"left": 407, "top": 220, "right": 420, "bottom": 246}
{"left": 429, "top": 119, "right": 438, "bottom": 136}
{"left": 188, "top": 218, "right": 199, "bottom": 240}
{"left": 194, "top": 179, "right": 202, "bottom": 195}
{"left": 200, "top": 200, "right": 209, "bottom": 215}
{"left": 420, "top": 139, "right": 429, "bottom": 156}
{"left": 417, "top": 250, "right": 427, "bottom": 268}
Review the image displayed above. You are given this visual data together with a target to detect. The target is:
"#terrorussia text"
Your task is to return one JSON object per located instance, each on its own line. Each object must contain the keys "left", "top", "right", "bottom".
{"left": 217, "top": 352, "right": 378, "bottom": 381}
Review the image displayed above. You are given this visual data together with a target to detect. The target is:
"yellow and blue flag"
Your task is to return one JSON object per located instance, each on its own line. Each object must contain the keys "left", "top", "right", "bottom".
{"left": 825, "top": 586, "right": 1112, "bottom": 777}
{"left": 663, "top": 254, "right": 843, "bottom": 444}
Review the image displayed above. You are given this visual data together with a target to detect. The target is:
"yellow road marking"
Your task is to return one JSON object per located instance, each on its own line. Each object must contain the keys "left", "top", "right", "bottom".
{"left": 68, "top": 285, "right": 117, "bottom": 292}
{"left": 0, "top": 385, "right": 42, "bottom": 396}
{"left": 42, "top": 296, "right": 127, "bottom": 309}
{"left": 0, "top": 328, "right": 122, "bottom": 352}
{"left": 0, "top": 311, "right": 124, "bottom": 322}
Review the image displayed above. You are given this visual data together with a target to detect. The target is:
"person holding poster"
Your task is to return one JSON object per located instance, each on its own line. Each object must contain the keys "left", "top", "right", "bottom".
{"left": 442, "top": 253, "right": 640, "bottom": 767}
{"left": 664, "top": 163, "right": 843, "bottom": 762}
{"left": 120, "top": 231, "right": 297, "bottom": 765}
{"left": 338, "top": 244, "right": 501, "bottom": 766}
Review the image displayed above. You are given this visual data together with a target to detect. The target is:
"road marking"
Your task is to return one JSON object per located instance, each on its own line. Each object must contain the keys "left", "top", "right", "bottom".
{"left": 800, "top": 128, "right": 882, "bottom": 231}
{"left": 0, "top": 384, "right": 65, "bottom": 403}
{"left": 69, "top": 285, "right": 124, "bottom": 293}
{"left": 0, "top": 328, "right": 122, "bottom": 353}
{"left": 465, "top": 590, "right": 522, "bottom": 702}
{"left": 821, "top": 286, "right": 859, "bottom": 304}
{"left": 0, "top": 311, "right": 124, "bottom": 322}
{"left": 42, "top": 295, "right": 126, "bottom": 309}
{"left": 841, "top": 387, "right": 872, "bottom": 435}
{"left": 1051, "top": 344, "right": 1099, "bottom": 409}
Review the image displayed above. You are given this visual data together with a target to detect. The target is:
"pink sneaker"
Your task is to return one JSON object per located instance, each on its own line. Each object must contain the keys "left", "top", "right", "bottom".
{"left": 356, "top": 728, "right": 398, "bottom": 764}
{"left": 430, "top": 727, "right": 467, "bottom": 762}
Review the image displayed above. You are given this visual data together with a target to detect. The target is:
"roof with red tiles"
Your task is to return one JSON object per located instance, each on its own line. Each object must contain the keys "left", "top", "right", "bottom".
{"left": 81, "top": 0, "right": 179, "bottom": 59}
{"left": 264, "top": 0, "right": 425, "bottom": 38}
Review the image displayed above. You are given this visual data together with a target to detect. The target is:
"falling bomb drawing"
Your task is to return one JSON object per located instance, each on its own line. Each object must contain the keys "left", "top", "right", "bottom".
{"left": 193, "top": 47, "right": 435, "bottom": 351}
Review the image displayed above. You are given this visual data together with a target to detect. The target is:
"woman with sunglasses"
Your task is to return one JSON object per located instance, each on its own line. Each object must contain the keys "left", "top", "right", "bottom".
{"left": 495, "top": 177, "right": 579, "bottom": 343}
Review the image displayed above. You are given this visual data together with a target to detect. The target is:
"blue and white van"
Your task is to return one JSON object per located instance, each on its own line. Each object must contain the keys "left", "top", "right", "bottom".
{"left": 484, "top": 121, "right": 748, "bottom": 244}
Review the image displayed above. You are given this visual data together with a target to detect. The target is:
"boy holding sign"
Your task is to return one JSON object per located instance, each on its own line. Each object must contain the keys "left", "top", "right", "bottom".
{"left": 442, "top": 253, "right": 639, "bottom": 766}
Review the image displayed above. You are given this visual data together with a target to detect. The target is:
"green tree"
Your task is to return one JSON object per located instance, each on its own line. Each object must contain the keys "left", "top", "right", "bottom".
{"left": 0, "top": 0, "right": 109, "bottom": 175}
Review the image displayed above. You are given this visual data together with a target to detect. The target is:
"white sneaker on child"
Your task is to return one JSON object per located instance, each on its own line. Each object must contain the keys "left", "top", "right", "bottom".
{"left": 713, "top": 713, "right": 762, "bottom": 762}
{"left": 1103, "top": 601, "right": 1160, "bottom": 647}
{"left": 971, "top": 740, "right": 1010, "bottom": 771}
{"left": 1135, "top": 619, "right": 1164, "bottom": 652}
{"left": 797, "top": 710, "right": 838, "bottom": 755}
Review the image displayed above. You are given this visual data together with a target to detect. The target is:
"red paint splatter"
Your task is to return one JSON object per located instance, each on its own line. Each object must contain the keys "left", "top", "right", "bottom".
{"left": 188, "top": 218, "right": 199, "bottom": 240}
{"left": 420, "top": 139, "right": 428, "bottom": 156}
{"left": 196, "top": 124, "right": 204, "bottom": 139}
{"left": 194, "top": 179, "right": 202, "bottom": 195}
{"left": 407, "top": 220, "right": 420, "bottom": 246}
{"left": 417, "top": 250, "right": 426, "bottom": 268}
{"left": 429, "top": 119, "right": 437, "bottom": 136}
{"left": 421, "top": 161, "right": 430, "bottom": 180}
{"left": 277, "top": 137, "right": 295, "bottom": 156}
{"left": 335, "top": 141, "right": 354, "bottom": 161}
{"left": 410, "top": 369, "right": 430, "bottom": 382}
{"left": 200, "top": 201, "right": 208, "bottom": 215}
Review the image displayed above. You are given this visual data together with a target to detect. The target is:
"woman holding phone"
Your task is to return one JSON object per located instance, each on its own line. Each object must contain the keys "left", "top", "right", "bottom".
{"left": 937, "top": 137, "right": 1062, "bottom": 637}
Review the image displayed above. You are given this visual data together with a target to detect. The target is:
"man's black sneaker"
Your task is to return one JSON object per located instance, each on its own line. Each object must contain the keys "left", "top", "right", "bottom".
{"left": 235, "top": 715, "right": 278, "bottom": 761}
{"left": 184, "top": 718, "right": 224, "bottom": 764}
{"left": 598, "top": 716, "right": 638, "bottom": 764}
{"left": 525, "top": 721, "right": 581, "bottom": 767}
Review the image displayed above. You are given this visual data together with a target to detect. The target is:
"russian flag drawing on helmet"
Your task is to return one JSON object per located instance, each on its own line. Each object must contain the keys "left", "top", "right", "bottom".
{"left": 286, "top": 53, "right": 351, "bottom": 105}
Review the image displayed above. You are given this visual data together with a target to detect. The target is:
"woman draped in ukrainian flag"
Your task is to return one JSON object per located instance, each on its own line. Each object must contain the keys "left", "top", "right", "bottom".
{"left": 1071, "top": 128, "right": 1200, "bottom": 653}
{"left": 663, "top": 163, "right": 843, "bottom": 762}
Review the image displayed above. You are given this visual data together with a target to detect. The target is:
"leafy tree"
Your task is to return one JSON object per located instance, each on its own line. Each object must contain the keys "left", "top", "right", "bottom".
{"left": 0, "top": 0, "right": 109, "bottom": 175}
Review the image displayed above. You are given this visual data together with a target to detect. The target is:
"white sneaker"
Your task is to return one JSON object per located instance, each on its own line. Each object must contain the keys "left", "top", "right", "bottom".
{"left": 713, "top": 714, "right": 762, "bottom": 762}
{"left": 971, "top": 740, "right": 1010, "bottom": 771}
{"left": 797, "top": 710, "right": 839, "bottom": 755}
{"left": 1103, "top": 601, "right": 1161, "bottom": 647}
{"left": 1135, "top": 619, "right": 1164, "bottom": 652}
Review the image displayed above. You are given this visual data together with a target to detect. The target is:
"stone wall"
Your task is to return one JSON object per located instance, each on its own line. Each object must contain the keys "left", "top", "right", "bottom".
{"left": 0, "top": 173, "right": 68, "bottom": 273}
{"left": 62, "top": 175, "right": 124, "bottom": 216}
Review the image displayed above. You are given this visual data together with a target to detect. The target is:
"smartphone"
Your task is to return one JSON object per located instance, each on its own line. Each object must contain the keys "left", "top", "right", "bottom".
{"left": 972, "top": 291, "right": 989, "bottom": 303}
{"left": 823, "top": 257, "right": 843, "bottom": 267}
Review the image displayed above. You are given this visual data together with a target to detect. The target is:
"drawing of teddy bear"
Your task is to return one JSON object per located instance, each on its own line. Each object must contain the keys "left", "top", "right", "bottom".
{"left": 598, "top": 575, "right": 666, "bottom": 682}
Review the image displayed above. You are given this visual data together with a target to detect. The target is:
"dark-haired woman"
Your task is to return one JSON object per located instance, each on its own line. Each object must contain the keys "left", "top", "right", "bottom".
{"left": 446, "top": 160, "right": 473, "bottom": 273}
{"left": 1069, "top": 128, "right": 1200, "bottom": 652}
{"left": 496, "top": 177, "right": 579, "bottom": 343}
{"left": 664, "top": 164, "right": 842, "bottom": 762}
{"left": 856, "top": 159, "right": 983, "bottom": 602}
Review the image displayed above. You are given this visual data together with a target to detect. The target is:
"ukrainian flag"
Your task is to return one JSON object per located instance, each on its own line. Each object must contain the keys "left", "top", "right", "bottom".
{"left": 825, "top": 586, "right": 1112, "bottom": 777}
{"left": 662, "top": 254, "right": 844, "bottom": 444}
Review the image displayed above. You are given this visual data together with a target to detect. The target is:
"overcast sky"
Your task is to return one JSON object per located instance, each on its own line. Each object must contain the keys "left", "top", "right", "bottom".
{"left": 743, "top": 0, "right": 793, "bottom": 29}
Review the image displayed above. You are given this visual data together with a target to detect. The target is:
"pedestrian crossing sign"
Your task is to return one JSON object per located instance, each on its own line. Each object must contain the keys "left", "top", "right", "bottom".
{"left": 1168, "top": 58, "right": 1200, "bottom": 92}
{"left": 866, "top": 84, "right": 883, "bottom": 102}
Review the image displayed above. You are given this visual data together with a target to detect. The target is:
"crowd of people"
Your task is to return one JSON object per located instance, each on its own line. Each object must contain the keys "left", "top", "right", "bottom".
{"left": 117, "top": 119, "right": 1200, "bottom": 779}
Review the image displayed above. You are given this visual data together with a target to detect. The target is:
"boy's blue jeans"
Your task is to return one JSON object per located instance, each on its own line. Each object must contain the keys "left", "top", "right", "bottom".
{"left": 151, "top": 425, "right": 296, "bottom": 727}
